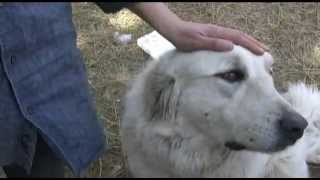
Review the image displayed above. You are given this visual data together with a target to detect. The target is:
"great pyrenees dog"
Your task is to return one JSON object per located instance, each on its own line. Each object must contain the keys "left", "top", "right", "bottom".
{"left": 121, "top": 45, "right": 320, "bottom": 178}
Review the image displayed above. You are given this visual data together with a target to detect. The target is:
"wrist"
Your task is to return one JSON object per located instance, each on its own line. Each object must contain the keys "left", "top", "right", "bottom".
{"left": 129, "top": 3, "right": 184, "bottom": 44}
{"left": 160, "top": 20, "right": 186, "bottom": 47}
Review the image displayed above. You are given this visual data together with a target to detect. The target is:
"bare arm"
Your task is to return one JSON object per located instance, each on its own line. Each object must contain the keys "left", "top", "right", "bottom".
{"left": 128, "top": 3, "right": 183, "bottom": 43}
{"left": 129, "top": 3, "right": 268, "bottom": 55}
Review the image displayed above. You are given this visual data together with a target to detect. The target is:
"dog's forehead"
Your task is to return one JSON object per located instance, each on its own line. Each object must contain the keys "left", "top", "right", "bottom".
{"left": 172, "top": 46, "right": 273, "bottom": 77}
{"left": 230, "top": 46, "right": 274, "bottom": 69}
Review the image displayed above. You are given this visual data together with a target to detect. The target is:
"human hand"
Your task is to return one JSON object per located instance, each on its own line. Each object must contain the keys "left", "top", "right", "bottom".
{"left": 166, "top": 21, "right": 269, "bottom": 55}
{"left": 129, "top": 3, "right": 268, "bottom": 55}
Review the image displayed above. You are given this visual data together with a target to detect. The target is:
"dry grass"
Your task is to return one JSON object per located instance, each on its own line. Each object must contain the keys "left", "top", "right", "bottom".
{"left": 70, "top": 2, "right": 320, "bottom": 177}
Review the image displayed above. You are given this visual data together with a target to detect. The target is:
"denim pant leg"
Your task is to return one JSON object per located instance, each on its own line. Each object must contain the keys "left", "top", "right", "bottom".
{"left": 3, "top": 134, "right": 66, "bottom": 178}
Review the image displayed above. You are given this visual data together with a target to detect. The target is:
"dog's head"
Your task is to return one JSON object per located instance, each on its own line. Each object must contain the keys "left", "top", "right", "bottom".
{"left": 143, "top": 45, "right": 307, "bottom": 153}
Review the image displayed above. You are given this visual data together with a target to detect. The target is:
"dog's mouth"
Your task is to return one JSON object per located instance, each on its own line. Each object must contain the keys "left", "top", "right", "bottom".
{"left": 225, "top": 141, "right": 246, "bottom": 151}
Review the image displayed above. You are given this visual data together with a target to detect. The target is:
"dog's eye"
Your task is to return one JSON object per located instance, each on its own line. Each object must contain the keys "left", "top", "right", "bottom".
{"left": 215, "top": 69, "right": 245, "bottom": 83}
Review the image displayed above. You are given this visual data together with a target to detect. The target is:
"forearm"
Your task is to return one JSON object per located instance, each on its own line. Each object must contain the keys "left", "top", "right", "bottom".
{"left": 128, "top": 3, "right": 183, "bottom": 41}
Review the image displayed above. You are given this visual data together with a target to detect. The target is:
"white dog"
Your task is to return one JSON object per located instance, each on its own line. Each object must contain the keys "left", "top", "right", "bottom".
{"left": 121, "top": 45, "right": 320, "bottom": 178}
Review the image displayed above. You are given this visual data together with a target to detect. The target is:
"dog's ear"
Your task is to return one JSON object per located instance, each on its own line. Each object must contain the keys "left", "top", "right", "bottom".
{"left": 143, "top": 69, "right": 179, "bottom": 122}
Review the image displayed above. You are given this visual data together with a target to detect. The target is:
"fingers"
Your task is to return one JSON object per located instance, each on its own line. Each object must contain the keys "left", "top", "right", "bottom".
{"left": 234, "top": 34, "right": 265, "bottom": 55}
{"left": 206, "top": 25, "right": 268, "bottom": 55}
{"left": 194, "top": 36, "right": 234, "bottom": 52}
{"left": 243, "top": 33, "right": 269, "bottom": 51}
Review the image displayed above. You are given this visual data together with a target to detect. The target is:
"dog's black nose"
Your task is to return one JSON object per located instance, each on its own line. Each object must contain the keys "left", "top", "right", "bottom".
{"left": 279, "top": 111, "right": 308, "bottom": 140}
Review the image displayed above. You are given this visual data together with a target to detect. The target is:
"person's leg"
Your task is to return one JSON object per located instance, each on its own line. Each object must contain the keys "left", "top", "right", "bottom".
{"left": 3, "top": 134, "right": 66, "bottom": 178}
{"left": 28, "top": 135, "right": 66, "bottom": 178}
{"left": 2, "top": 164, "right": 26, "bottom": 178}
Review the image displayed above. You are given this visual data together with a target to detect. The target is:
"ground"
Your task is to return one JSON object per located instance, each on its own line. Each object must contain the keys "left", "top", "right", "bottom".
{"left": 70, "top": 2, "right": 320, "bottom": 177}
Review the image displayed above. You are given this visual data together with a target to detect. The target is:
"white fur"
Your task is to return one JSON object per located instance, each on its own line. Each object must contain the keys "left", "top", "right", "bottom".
{"left": 283, "top": 83, "right": 320, "bottom": 165}
{"left": 121, "top": 46, "right": 320, "bottom": 178}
